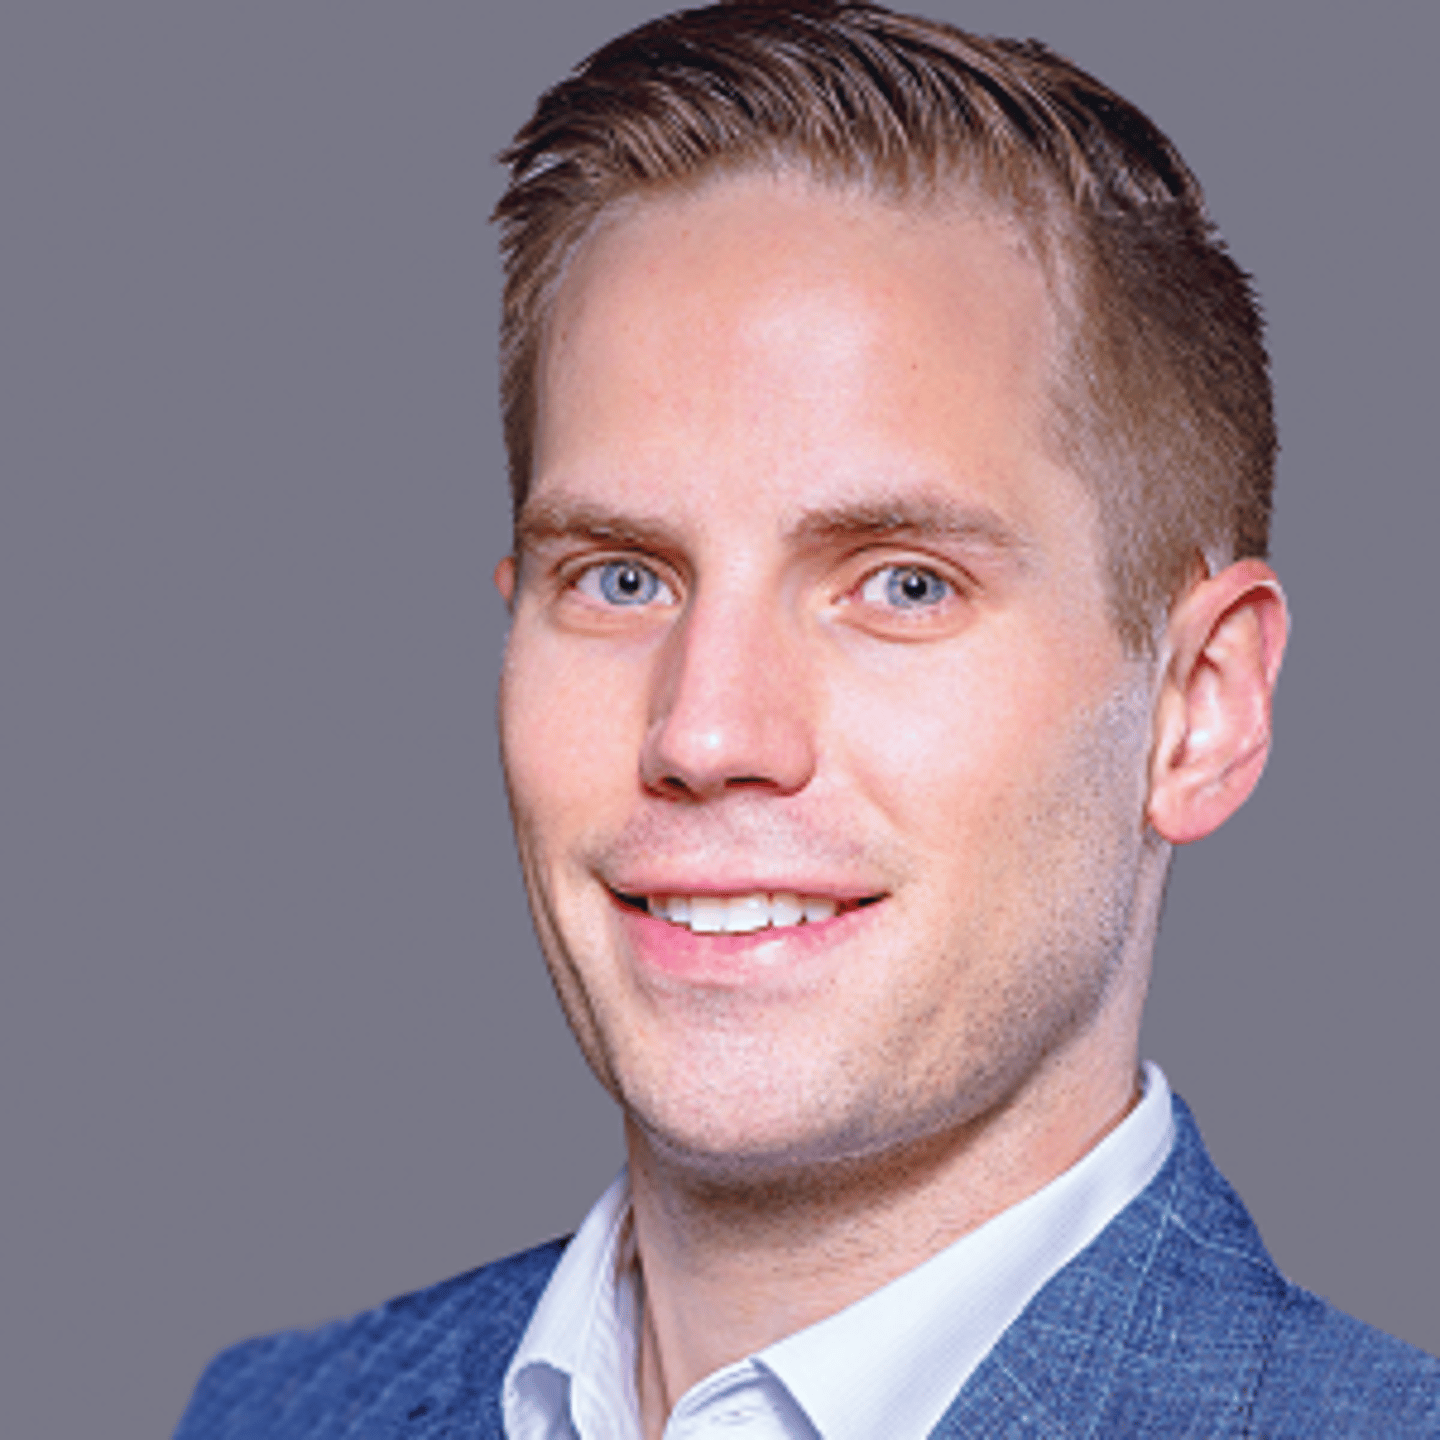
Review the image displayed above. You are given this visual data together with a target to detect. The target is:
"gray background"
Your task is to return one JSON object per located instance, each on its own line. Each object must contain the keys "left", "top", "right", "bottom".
{"left": 2, "top": 4, "right": 1435, "bottom": 1436}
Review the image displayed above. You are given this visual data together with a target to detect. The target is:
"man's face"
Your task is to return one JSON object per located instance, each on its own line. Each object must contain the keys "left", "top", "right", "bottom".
{"left": 499, "top": 173, "right": 1157, "bottom": 1177}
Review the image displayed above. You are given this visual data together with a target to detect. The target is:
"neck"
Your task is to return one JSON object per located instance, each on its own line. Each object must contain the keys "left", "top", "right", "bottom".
{"left": 627, "top": 1033, "right": 1144, "bottom": 1438}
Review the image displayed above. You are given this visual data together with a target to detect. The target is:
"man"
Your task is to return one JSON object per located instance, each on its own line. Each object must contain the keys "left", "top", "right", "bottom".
{"left": 177, "top": 2, "right": 1440, "bottom": 1435}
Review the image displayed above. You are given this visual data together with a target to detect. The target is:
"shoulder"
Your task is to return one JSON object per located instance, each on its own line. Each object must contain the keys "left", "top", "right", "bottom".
{"left": 1164, "top": 1099, "right": 1439, "bottom": 1431}
{"left": 946, "top": 1094, "right": 1439, "bottom": 1437}
{"left": 1121, "top": 1096, "right": 1440, "bottom": 1435}
{"left": 1249, "top": 1288, "right": 1440, "bottom": 1436}
{"left": 173, "top": 1238, "right": 568, "bottom": 1440}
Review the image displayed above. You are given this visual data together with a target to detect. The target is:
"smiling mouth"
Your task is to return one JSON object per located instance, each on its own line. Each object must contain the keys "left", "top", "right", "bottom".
{"left": 614, "top": 889, "right": 883, "bottom": 935}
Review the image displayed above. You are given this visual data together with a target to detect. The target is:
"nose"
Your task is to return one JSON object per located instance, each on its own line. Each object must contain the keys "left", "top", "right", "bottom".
{"left": 639, "top": 591, "right": 817, "bottom": 801}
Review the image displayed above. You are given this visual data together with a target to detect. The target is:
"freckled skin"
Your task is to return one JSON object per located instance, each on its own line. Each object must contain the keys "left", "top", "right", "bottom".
{"left": 499, "top": 171, "right": 1167, "bottom": 1186}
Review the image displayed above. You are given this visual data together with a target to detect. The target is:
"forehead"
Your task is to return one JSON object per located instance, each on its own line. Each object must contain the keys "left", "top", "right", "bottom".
{"left": 531, "top": 171, "right": 1086, "bottom": 553}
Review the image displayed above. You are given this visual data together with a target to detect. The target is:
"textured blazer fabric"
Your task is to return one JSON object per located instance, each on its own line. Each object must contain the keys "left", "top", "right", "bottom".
{"left": 176, "top": 1096, "right": 1440, "bottom": 1438}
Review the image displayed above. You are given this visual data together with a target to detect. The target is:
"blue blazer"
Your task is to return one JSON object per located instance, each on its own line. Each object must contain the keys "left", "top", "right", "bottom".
{"left": 176, "top": 1096, "right": 1440, "bottom": 1437}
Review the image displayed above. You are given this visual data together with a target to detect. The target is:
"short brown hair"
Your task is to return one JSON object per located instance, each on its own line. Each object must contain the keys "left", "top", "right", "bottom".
{"left": 494, "top": 0, "right": 1274, "bottom": 652}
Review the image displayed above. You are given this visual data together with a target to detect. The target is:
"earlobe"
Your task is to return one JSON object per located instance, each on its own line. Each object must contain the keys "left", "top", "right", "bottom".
{"left": 1146, "top": 559, "right": 1288, "bottom": 845}
{"left": 494, "top": 555, "right": 517, "bottom": 607}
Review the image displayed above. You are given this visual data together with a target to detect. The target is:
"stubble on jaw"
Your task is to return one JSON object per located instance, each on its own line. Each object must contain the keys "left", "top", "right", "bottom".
{"left": 564, "top": 664, "right": 1164, "bottom": 1221}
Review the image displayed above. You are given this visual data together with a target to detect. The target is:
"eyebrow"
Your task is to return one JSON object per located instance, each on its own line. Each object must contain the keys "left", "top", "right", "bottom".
{"left": 785, "top": 494, "right": 1034, "bottom": 561}
{"left": 514, "top": 499, "right": 683, "bottom": 556}
{"left": 514, "top": 490, "right": 1035, "bottom": 564}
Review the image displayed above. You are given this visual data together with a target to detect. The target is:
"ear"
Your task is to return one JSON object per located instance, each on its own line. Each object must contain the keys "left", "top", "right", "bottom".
{"left": 494, "top": 554, "right": 517, "bottom": 607}
{"left": 1147, "top": 559, "right": 1288, "bottom": 845}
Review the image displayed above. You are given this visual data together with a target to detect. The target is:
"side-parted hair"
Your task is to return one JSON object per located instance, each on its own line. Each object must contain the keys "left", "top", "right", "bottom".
{"left": 494, "top": 0, "right": 1274, "bottom": 653}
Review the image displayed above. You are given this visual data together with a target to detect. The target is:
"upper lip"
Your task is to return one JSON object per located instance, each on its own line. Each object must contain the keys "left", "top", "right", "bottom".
{"left": 606, "top": 877, "right": 885, "bottom": 901}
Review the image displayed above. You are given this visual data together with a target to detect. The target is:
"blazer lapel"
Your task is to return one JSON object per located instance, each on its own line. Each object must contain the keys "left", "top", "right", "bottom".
{"left": 927, "top": 1097, "right": 1288, "bottom": 1439}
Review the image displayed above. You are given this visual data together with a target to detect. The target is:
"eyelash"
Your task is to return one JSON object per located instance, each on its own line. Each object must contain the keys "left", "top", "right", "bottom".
{"left": 558, "top": 554, "right": 965, "bottom": 623}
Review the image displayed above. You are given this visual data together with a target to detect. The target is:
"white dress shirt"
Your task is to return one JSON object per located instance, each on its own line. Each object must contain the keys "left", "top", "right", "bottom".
{"left": 503, "top": 1062, "right": 1175, "bottom": 1440}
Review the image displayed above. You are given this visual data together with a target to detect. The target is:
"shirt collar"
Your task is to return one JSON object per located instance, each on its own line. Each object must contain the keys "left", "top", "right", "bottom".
{"left": 504, "top": 1062, "right": 1174, "bottom": 1440}
{"left": 503, "top": 1167, "right": 640, "bottom": 1440}
{"left": 759, "top": 1061, "right": 1174, "bottom": 1440}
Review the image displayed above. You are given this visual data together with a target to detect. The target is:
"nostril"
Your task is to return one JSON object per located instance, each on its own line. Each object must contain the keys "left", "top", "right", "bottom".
{"left": 639, "top": 647, "right": 817, "bottom": 799}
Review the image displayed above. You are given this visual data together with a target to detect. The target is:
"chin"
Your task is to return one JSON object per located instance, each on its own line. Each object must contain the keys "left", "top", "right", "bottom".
{"left": 617, "top": 1060, "right": 972, "bottom": 1193}
{"left": 613, "top": 992, "right": 1116, "bottom": 1198}
{"left": 621, "top": 1073, "right": 866, "bottom": 1178}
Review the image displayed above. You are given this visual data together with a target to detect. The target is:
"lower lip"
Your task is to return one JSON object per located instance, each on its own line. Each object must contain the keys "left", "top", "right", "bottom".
{"left": 613, "top": 896, "right": 880, "bottom": 988}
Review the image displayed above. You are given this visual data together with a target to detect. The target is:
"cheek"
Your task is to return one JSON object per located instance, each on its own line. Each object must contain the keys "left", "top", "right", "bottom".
{"left": 828, "top": 619, "right": 1148, "bottom": 948}
{"left": 830, "top": 634, "right": 1080, "bottom": 840}
{"left": 500, "top": 623, "right": 649, "bottom": 838}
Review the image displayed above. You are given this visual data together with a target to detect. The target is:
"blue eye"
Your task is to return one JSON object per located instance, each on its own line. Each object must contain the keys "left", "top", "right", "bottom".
{"left": 577, "top": 559, "right": 675, "bottom": 607}
{"left": 860, "top": 565, "right": 951, "bottom": 608}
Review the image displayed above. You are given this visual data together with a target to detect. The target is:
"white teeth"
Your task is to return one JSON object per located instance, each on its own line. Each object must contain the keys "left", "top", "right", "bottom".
{"left": 648, "top": 895, "right": 692, "bottom": 924}
{"left": 644, "top": 890, "right": 849, "bottom": 933}
{"left": 688, "top": 896, "right": 726, "bottom": 933}
{"left": 770, "top": 892, "right": 803, "bottom": 928}
{"left": 725, "top": 894, "right": 770, "bottom": 933}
